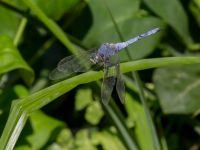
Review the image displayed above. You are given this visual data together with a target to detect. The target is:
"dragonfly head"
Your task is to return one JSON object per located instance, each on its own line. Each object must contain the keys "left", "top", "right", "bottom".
{"left": 89, "top": 52, "right": 103, "bottom": 64}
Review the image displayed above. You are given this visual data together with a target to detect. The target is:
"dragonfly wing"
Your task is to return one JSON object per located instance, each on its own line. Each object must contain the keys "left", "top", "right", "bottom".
{"left": 109, "top": 53, "right": 125, "bottom": 103}
{"left": 116, "top": 63, "right": 125, "bottom": 104}
{"left": 101, "top": 65, "right": 116, "bottom": 105}
{"left": 49, "top": 67, "right": 73, "bottom": 80}
{"left": 110, "top": 53, "right": 125, "bottom": 103}
{"left": 58, "top": 51, "right": 95, "bottom": 72}
{"left": 49, "top": 51, "right": 96, "bottom": 80}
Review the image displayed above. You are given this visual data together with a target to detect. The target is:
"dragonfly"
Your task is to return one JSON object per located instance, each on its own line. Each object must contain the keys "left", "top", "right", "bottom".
{"left": 49, "top": 28, "right": 160, "bottom": 105}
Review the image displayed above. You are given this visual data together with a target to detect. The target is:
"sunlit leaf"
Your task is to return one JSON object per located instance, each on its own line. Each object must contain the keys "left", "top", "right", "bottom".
{"left": 45, "top": 128, "right": 74, "bottom": 150}
{"left": 75, "top": 129, "right": 97, "bottom": 150}
{"left": 92, "top": 130, "right": 126, "bottom": 150}
{"left": 0, "top": 35, "right": 34, "bottom": 84}
{"left": 2, "top": 0, "right": 27, "bottom": 10}
{"left": 14, "top": 85, "right": 29, "bottom": 98}
{"left": 125, "top": 93, "right": 155, "bottom": 150}
{"left": 0, "top": 4, "right": 21, "bottom": 39}
{"left": 85, "top": 101, "right": 104, "bottom": 125}
{"left": 75, "top": 88, "right": 93, "bottom": 111}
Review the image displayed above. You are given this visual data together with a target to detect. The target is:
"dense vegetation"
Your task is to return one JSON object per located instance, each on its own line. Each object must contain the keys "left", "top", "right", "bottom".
{"left": 0, "top": 0, "right": 200, "bottom": 150}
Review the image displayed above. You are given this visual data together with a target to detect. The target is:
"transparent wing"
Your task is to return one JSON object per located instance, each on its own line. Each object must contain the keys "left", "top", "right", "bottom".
{"left": 49, "top": 50, "right": 96, "bottom": 80}
{"left": 116, "top": 62, "right": 125, "bottom": 104}
{"left": 101, "top": 64, "right": 116, "bottom": 105}
{"left": 110, "top": 52, "right": 125, "bottom": 103}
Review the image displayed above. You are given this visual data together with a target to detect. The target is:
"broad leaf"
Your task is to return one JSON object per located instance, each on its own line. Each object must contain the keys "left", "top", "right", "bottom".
{"left": 0, "top": 35, "right": 34, "bottom": 84}
{"left": 32, "top": 0, "right": 80, "bottom": 20}
{"left": 143, "top": 0, "right": 193, "bottom": 46}
{"left": 75, "top": 88, "right": 93, "bottom": 110}
{"left": 75, "top": 129, "right": 97, "bottom": 150}
{"left": 0, "top": 4, "right": 21, "bottom": 39}
{"left": 2, "top": 0, "right": 80, "bottom": 20}
{"left": 85, "top": 101, "right": 104, "bottom": 125}
{"left": 92, "top": 130, "right": 126, "bottom": 150}
{"left": 46, "top": 128, "right": 74, "bottom": 150}
{"left": 153, "top": 64, "right": 200, "bottom": 114}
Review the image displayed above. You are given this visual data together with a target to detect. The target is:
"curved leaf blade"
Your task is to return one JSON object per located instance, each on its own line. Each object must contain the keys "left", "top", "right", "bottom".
{"left": 0, "top": 35, "right": 34, "bottom": 84}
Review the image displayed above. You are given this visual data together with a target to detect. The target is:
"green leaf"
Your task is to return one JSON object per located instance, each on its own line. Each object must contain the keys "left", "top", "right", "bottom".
{"left": 75, "top": 129, "right": 97, "bottom": 150}
{"left": 0, "top": 4, "right": 21, "bottom": 39}
{"left": 0, "top": 35, "right": 34, "bottom": 84}
{"left": 125, "top": 93, "right": 155, "bottom": 150}
{"left": 22, "top": 0, "right": 78, "bottom": 54}
{"left": 16, "top": 110, "right": 65, "bottom": 150}
{"left": 2, "top": 0, "right": 80, "bottom": 20}
{"left": 85, "top": 101, "right": 104, "bottom": 125}
{"left": 143, "top": 0, "right": 193, "bottom": 46}
{"left": 44, "top": 128, "right": 74, "bottom": 150}
{"left": 32, "top": 0, "right": 80, "bottom": 20}
{"left": 189, "top": 0, "right": 200, "bottom": 27}
{"left": 0, "top": 85, "right": 20, "bottom": 135}
{"left": 92, "top": 130, "right": 126, "bottom": 150}
{"left": 75, "top": 88, "right": 93, "bottom": 110}
{"left": 194, "top": 125, "right": 200, "bottom": 136}
{"left": 84, "top": 0, "right": 164, "bottom": 60}
{"left": 2, "top": 0, "right": 27, "bottom": 10}
{"left": 14, "top": 85, "right": 29, "bottom": 98}
{"left": 55, "top": 128, "right": 74, "bottom": 149}
{"left": 153, "top": 64, "right": 200, "bottom": 114}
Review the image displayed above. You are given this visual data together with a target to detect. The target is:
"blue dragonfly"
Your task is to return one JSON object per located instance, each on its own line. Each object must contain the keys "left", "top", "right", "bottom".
{"left": 49, "top": 28, "right": 160, "bottom": 105}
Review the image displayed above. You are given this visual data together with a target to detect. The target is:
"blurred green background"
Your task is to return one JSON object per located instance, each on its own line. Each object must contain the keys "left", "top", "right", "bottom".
{"left": 0, "top": 0, "right": 200, "bottom": 150}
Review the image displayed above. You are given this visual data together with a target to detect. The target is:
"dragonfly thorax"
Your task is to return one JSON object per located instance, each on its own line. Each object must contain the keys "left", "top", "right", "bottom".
{"left": 98, "top": 43, "right": 117, "bottom": 58}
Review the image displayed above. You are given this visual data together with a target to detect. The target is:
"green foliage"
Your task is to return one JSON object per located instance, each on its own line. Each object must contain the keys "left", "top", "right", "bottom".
{"left": 143, "top": 0, "right": 193, "bottom": 45}
{"left": 75, "top": 88, "right": 93, "bottom": 110}
{"left": 0, "top": 0, "right": 200, "bottom": 150}
{"left": 0, "top": 35, "right": 34, "bottom": 84}
{"left": 154, "top": 64, "right": 200, "bottom": 114}
{"left": 85, "top": 101, "right": 104, "bottom": 125}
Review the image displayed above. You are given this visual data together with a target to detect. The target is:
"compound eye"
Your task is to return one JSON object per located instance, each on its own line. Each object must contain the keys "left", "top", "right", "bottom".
{"left": 103, "top": 43, "right": 109, "bottom": 46}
